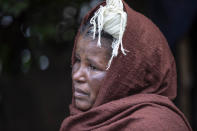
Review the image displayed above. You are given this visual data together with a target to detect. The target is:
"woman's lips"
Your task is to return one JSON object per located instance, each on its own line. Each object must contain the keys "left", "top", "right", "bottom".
{"left": 74, "top": 87, "right": 89, "bottom": 99}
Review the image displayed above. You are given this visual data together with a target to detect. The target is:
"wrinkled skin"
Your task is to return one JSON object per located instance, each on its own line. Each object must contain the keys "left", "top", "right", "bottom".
{"left": 72, "top": 36, "right": 110, "bottom": 111}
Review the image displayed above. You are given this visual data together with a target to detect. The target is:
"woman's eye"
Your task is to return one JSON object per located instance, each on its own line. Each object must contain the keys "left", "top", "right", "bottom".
{"left": 89, "top": 64, "right": 97, "bottom": 70}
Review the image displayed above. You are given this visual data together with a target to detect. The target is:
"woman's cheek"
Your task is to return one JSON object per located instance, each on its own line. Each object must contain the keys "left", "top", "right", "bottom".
{"left": 94, "top": 72, "right": 106, "bottom": 81}
{"left": 89, "top": 72, "right": 106, "bottom": 89}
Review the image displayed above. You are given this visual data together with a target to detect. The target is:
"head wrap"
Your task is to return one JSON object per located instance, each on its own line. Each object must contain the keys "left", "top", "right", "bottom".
{"left": 60, "top": 0, "right": 192, "bottom": 130}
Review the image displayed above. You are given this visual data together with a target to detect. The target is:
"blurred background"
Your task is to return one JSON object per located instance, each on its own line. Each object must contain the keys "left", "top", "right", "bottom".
{"left": 0, "top": 0, "right": 196, "bottom": 130}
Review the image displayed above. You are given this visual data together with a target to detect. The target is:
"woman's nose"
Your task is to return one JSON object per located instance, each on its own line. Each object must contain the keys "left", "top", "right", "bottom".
{"left": 72, "top": 65, "right": 86, "bottom": 83}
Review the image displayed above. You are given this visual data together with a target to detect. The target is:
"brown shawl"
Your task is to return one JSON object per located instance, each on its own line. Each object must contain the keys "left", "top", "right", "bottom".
{"left": 60, "top": 1, "right": 192, "bottom": 131}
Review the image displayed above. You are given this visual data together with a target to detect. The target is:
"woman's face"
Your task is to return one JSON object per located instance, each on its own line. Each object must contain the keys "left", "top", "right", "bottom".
{"left": 72, "top": 36, "right": 110, "bottom": 111}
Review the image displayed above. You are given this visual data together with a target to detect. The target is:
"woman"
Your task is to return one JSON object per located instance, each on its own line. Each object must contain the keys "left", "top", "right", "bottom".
{"left": 60, "top": 0, "right": 192, "bottom": 130}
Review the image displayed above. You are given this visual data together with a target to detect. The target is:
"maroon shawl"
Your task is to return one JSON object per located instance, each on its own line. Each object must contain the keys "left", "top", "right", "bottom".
{"left": 60, "top": 1, "right": 192, "bottom": 131}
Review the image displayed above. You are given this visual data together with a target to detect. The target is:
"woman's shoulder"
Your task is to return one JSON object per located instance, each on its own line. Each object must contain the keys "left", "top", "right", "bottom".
{"left": 94, "top": 103, "right": 191, "bottom": 131}
{"left": 127, "top": 104, "right": 190, "bottom": 131}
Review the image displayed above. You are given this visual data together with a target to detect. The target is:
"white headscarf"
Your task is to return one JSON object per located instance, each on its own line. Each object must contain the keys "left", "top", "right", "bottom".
{"left": 90, "top": 0, "right": 127, "bottom": 69}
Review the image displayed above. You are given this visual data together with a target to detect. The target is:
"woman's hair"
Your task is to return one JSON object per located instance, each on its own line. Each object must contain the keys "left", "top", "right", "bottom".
{"left": 80, "top": 20, "right": 113, "bottom": 44}
{"left": 79, "top": 20, "right": 113, "bottom": 59}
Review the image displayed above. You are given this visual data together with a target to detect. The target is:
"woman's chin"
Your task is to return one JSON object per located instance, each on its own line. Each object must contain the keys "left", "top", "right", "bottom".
{"left": 75, "top": 99, "right": 91, "bottom": 111}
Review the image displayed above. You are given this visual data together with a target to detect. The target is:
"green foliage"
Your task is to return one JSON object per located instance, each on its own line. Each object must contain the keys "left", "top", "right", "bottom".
{"left": 0, "top": 0, "right": 91, "bottom": 75}
{"left": 0, "top": 0, "right": 29, "bottom": 17}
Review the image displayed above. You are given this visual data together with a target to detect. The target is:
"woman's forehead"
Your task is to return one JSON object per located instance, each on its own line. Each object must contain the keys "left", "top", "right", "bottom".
{"left": 76, "top": 36, "right": 108, "bottom": 55}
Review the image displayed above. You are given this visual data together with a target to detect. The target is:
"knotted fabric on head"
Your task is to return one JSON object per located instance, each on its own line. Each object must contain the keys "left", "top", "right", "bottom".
{"left": 90, "top": 0, "right": 127, "bottom": 69}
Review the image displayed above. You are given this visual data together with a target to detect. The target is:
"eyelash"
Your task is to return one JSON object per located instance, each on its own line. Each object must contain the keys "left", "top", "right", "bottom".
{"left": 88, "top": 64, "right": 97, "bottom": 70}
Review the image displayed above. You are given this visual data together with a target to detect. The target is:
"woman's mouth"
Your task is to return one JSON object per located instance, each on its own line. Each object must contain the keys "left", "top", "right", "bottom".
{"left": 74, "top": 87, "right": 89, "bottom": 99}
